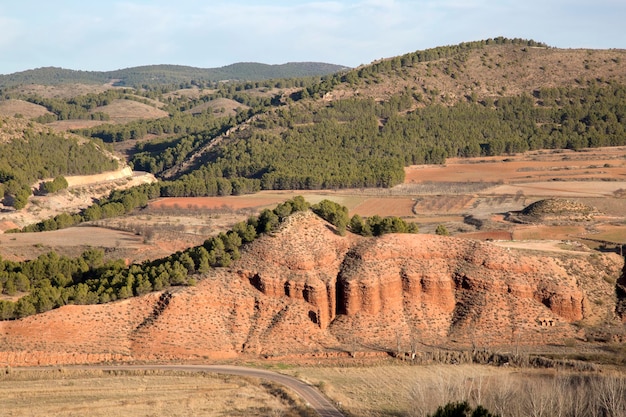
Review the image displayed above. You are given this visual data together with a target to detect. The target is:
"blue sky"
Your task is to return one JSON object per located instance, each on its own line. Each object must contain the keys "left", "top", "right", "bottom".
{"left": 1, "top": 0, "right": 625, "bottom": 74}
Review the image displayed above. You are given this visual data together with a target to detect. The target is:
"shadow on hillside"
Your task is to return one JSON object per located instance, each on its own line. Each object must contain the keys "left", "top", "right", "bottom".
{"left": 615, "top": 248, "right": 626, "bottom": 320}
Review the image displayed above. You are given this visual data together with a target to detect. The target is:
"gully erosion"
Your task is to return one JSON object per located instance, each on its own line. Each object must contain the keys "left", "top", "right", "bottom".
{"left": 0, "top": 211, "right": 624, "bottom": 366}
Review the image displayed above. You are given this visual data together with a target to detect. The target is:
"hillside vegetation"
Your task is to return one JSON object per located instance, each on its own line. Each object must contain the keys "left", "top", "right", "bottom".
{"left": 0, "top": 197, "right": 418, "bottom": 319}
{"left": 0, "top": 62, "right": 347, "bottom": 88}
{"left": 0, "top": 117, "right": 118, "bottom": 209}
{"left": 146, "top": 38, "right": 626, "bottom": 192}
{"left": 3, "top": 38, "right": 626, "bottom": 219}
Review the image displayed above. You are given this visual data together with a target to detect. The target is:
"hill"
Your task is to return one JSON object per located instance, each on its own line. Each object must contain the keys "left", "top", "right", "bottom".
{"left": 141, "top": 38, "right": 626, "bottom": 192}
{"left": 514, "top": 198, "right": 597, "bottom": 223}
{"left": 0, "top": 62, "right": 348, "bottom": 88}
{"left": 0, "top": 210, "right": 623, "bottom": 366}
{"left": 3, "top": 38, "right": 626, "bottom": 228}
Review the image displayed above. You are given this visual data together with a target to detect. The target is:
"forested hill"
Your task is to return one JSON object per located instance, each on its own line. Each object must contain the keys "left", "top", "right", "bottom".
{"left": 4, "top": 38, "right": 626, "bottom": 215}
{"left": 0, "top": 62, "right": 348, "bottom": 88}
{"left": 146, "top": 38, "right": 626, "bottom": 191}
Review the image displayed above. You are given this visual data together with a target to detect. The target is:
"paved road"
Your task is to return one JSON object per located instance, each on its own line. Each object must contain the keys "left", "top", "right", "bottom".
{"left": 61, "top": 364, "right": 344, "bottom": 417}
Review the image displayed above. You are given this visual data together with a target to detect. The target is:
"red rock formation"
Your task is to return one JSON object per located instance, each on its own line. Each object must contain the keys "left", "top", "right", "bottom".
{"left": 0, "top": 211, "right": 623, "bottom": 366}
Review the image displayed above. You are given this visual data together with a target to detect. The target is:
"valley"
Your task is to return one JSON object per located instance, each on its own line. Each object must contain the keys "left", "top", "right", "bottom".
{"left": 1, "top": 38, "right": 625, "bottom": 416}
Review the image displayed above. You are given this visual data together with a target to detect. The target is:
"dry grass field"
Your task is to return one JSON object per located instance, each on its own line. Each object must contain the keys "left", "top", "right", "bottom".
{"left": 590, "top": 225, "right": 626, "bottom": 244}
{"left": 2, "top": 364, "right": 624, "bottom": 417}
{"left": 286, "top": 363, "right": 626, "bottom": 417}
{"left": 289, "top": 364, "right": 509, "bottom": 417}
{"left": 97, "top": 99, "right": 169, "bottom": 123}
{"left": 0, "top": 99, "right": 51, "bottom": 119}
{"left": 0, "top": 369, "right": 296, "bottom": 417}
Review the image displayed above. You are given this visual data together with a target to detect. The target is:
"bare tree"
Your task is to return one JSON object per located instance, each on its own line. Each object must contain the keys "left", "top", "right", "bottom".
{"left": 484, "top": 375, "right": 518, "bottom": 417}
{"left": 594, "top": 375, "right": 626, "bottom": 417}
{"left": 522, "top": 378, "right": 554, "bottom": 417}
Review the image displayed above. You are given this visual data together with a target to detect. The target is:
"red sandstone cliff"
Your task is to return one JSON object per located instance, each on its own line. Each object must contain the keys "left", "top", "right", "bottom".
{"left": 0, "top": 211, "right": 623, "bottom": 366}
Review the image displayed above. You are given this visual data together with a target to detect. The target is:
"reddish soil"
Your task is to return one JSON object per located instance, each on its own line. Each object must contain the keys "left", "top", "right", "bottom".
{"left": 350, "top": 197, "right": 415, "bottom": 217}
{"left": 404, "top": 147, "right": 626, "bottom": 187}
{"left": 456, "top": 231, "right": 513, "bottom": 241}
{"left": 0, "top": 212, "right": 622, "bottom": 366}
{"left": 150, "top": 195, "right": 289, "bottom": 211}
{"left": 512, "top": 225, "right": 588, "bottom": 241}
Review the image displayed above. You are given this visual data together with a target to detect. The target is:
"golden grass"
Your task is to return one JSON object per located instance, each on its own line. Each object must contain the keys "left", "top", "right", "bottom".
{"left": 98, "top": 99, "right": 168, "bottom": 123}
{"left": 288, "top": 364, "right": 626, "bottom": 417}
{"left": 0, "top": 99, "right": 51, "bottom": 119}
{"left": 0, "top": 369, "right": 292, "bottom": 417}
{"left": 288, "top": 364, "right": 522, "bottom": 417}
{"left": 3, "top": 364, "right": 623, "bottom": 417}
{"left": 512, "top": 225, "right": 587, "bottom": 241}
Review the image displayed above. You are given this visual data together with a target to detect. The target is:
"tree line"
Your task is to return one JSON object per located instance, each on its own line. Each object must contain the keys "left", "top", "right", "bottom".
{"left": 11, "top": 171, "right": 261, "bottom": 233}
{"left": 297, "top": 37, "right": 546, "bottom": 100}
{"left": 1, "top": 197, "right": 418, "bottom": 320}
{"left": 0, "top": 62, "right": 344, "bottom": 89}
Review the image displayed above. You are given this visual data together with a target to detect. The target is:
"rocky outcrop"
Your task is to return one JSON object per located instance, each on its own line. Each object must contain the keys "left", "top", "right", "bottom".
{"left": 330, "top": 234, "right": 595, "bottom": 349}
{"left": 0, "top": 211, "right": 623, "bottom": 366}
{"left": 508, "top": 198, "right": 597, "bottom": 223}
{"left": 236, "top": 212, "right": 356, "bottom": 330}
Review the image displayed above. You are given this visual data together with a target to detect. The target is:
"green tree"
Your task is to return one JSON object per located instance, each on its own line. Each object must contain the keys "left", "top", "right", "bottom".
{"left": 12, "top": 186, "right": 31, "bottom": 210}
{"left": 312, "top": 200, "right": 349, "bottom": 235}
{"left": 349, "top": 214, "right": 365, "bottom": 235}
{"left": 435, "top": 224, "right": 450, "bottom": 236}
{"left": 428, "top": 401, "right": 499, "bottom": 417}
{"left": 15, "top": 298, "right": 36, "bottom": 318}
{"left": 40, "top": 176, "right": 68, "bottom": 194}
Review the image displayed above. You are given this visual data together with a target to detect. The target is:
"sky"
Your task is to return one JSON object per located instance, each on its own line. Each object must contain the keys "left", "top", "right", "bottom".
{"left": 1, "top": 0, "right": 625, "bottom": 74}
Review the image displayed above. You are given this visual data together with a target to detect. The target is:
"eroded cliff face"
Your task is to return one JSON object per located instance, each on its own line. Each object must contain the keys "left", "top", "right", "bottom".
{"left": 330, "top": 234, "right": 596, "bottom": 349}
{"left": 233, "top": 212, "right": 622, "bottom": 349}
{"left": 0, "top": 211, "right": 623, "bottom": 366}
{"left": 236, "top": 212, "right": 356, "bottom": 329}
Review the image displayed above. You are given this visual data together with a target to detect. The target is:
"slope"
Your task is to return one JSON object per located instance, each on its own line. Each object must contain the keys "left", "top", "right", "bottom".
{"left": 0, "top": 116, "right": 120, "bottom": 210}
{"left": 158, "top": 39, "right": 626, "bottom": 191}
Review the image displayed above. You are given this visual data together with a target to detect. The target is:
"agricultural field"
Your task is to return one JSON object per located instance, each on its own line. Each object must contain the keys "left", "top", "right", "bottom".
{"left": 287, "top": 363, "right": 626, "bottom": 417}
{"left": 139, "top": 146, "right": 626, "bottom": 252}
{"left": 1, "top": 146, "right": 625, "bottom": 262}
{"left": 0, "top": 369, "right": 298, "bottom": 417}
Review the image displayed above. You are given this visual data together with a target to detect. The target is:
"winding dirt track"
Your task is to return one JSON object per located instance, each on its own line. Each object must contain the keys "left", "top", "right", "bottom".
{"left": 20, "top": 364, "right": 345, "bottom": 417}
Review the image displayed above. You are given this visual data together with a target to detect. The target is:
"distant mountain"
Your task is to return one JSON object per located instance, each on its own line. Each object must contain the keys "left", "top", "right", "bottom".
{"left": 0, "top": 62, "right": 349, "bottom": 88}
